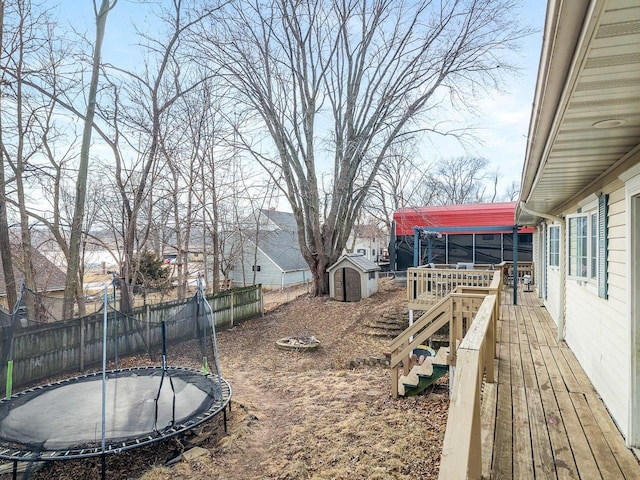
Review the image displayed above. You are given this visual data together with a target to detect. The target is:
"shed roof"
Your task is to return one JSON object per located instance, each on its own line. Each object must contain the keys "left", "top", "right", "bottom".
{"left": 394, "top": 202, "right": 533, "bottom": 236}
{"left": 328, "top": 254, "right": 380, "bottom": 273}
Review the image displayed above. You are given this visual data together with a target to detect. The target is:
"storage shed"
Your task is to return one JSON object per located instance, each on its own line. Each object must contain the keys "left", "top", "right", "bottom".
{"left": 328, "top": 254, "right": 380, "bottom": 302}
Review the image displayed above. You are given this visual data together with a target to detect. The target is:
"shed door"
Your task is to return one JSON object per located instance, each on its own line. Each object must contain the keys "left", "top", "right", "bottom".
{"left": 344, "top": 267, "right": 361, "bottom": 302}
{"left": 334, "top": 269, "right": 344, "bottom": 300}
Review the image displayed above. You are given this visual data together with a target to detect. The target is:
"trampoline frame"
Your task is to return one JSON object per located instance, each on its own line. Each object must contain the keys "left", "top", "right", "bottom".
{"left": 0, "top": 366, "right": 232, "bottom": 462}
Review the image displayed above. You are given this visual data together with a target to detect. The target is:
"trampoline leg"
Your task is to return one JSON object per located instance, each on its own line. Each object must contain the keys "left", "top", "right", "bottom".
{"left": 223, "top": 407, "right": 228, "bottom": 433}
{"left": 12, "top": 460, "right": 17, "bottom": 480}
{"left": 101, "top": 453, "right": 106, "bottom": 480}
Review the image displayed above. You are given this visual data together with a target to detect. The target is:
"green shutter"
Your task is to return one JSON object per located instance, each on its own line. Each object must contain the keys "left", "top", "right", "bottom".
{"left": 598, "top": 194, "right": 609, "bottom": 299}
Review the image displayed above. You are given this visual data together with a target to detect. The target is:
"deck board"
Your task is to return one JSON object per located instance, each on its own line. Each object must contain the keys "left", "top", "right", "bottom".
{"left": 492, "top": 339, "right": 513, "bottom": 479}
{"left": 526, "top": 386, "right": 556, "bottom": 479}
{"left": 585, "top": 393, "right": 640, "bottom": 478}
{"left": 512, "top": 386, "right": 535, "bottom": 479}
{"left": 483, "top": 290, "right": 640, "bottom": 479}
{"left": 570, "top": 392, "right": 624, "bottom": 479}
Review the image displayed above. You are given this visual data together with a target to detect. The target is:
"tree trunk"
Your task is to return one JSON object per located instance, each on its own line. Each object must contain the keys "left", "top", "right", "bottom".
{"left": 0, "top": 1, "right": 17, "bottom": 311}
{"left": 310, "top": 256, "right": 331, "bottom": 296}
{"left": 62, "top": 0, "right": 113, "bottom": 319}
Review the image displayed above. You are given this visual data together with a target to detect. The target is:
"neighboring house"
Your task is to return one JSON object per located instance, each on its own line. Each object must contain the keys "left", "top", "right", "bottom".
{"left": 517, "top": 0, "right": 640, "bottom": 449}
{"left": 228, "top": 209, "right": 312, "bottom": 289}
{"left": 0, "top": 245, "right": 66, "bottom": 319}
{"left": 391, "top": 202, "right": 534, "bottom": 270}
{"left": 346, "top": 224, "right": 388, "bottom": 263}
{"left": 328, "top": 254, "right": 380, "bottom": 302}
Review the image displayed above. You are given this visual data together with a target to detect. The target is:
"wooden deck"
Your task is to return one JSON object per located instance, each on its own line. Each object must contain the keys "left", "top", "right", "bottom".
{"left": 483, "top": 289, "right": 640, "bottom": 479}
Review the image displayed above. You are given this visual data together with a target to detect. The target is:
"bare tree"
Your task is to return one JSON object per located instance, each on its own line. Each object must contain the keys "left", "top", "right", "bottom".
{"left": 98, "top": 1, "right": 219, "bottom": 311}
{"left": 196, "top": 0, "right": 530, "bottom": 294}
{"left": 363, "top": 140, "right": 434, "bottom": 233}
{"left": 0, "top": 0, "right": 62, "bottom": 316}
{"left": 431, "top": 156, "right": 490, "bottom": 205}
{"left": 0, "top": 0, "right": 17, "bottom": 309}
{"left": 62, "top": 0, "right": 116, "bottom": 319}
{"left": 503, "top": 180, "right": 521, "bottom": 201}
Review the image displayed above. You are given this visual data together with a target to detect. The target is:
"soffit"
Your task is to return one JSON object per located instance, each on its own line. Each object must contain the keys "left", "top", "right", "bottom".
{"left": 519, "top": 0, "right": 640, "bottom": 224}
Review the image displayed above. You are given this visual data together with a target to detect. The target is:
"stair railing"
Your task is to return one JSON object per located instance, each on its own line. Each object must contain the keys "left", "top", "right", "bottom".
{"left": 389, "top": 295, "right": 452, "bottom": 399}
{"left": 390, "top": 271, "right": 501, "bottom": 399}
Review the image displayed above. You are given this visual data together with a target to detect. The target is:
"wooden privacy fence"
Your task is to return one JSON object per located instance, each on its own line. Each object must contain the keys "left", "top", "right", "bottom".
{"left": 0, "top": 285, "right": 262, "bottom": 395}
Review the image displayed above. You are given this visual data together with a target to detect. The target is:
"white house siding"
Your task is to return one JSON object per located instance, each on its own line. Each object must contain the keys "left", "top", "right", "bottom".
{"left": 234, "top": 251, "right": 311, "bottom": 289}
{"left": 563, "top": 182, "right": 629, "bottom": 435}
{"left": 545, "top": 266, "right": 562, "bottom": 327}
{"left": 282, "top": 270, "right": 311, "bottom": 287}
{"left": 540, "top": 221, "right": 562, "bottom": 326}
{"left": 232, "top": 249, "right": 281, "bottom": 288}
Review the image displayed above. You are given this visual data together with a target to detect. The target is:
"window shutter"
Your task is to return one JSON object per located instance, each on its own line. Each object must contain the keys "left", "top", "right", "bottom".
{"left": 598, "top": 194, "right": 609, "bottom": 298}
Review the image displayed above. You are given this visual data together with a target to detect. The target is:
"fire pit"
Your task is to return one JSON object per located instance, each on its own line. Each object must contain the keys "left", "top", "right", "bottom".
{"left": 276, "top": 335, "right": 320, "bottom": 352}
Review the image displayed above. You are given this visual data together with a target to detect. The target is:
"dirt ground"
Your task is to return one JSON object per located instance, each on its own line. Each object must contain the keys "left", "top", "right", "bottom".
{"left": 2, "top": 279, "right": 449, "bottom": 479}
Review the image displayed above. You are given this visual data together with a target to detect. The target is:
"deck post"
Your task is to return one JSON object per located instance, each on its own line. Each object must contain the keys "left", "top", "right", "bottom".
{"left": 485, "top": 317, "right": 495, "bottom": 383}
{"left": 513, "top": 226, "right": 518, "bottom": 305}
{"left": 391, "top": 366, "right": 399, "bottom": 399}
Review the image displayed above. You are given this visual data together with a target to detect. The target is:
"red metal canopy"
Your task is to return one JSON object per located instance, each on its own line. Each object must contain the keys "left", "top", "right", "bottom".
{"left": 394, "top": 202, "right": 534, "bottom": 236}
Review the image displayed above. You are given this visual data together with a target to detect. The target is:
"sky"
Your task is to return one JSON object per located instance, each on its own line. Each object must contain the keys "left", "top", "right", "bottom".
{"left": 51, "top": 0, "right": 547, "bottom": 196}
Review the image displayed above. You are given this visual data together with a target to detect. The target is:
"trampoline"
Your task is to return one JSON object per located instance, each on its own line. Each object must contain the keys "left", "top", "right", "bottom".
{"left": 0, "top": 278, "right": 232, "bottom": 474}
{"left": 0, "top": 366, "right": 231, "bottom": 461}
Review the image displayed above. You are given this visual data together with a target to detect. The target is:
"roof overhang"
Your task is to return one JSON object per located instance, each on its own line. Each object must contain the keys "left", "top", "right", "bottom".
{"left": 517, "top": 0, "right": 640, "bottom": 225}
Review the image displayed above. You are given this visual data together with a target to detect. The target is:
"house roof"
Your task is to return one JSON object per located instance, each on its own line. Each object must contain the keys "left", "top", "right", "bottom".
{"left": 517, "top": 0, "right": 640, "bottom": 224}
{"left": 239, "top": 210, "right": 309, "bottom": 272}
{"left": 328, "top": 253, "right": 380, "bottom": 273}
{"left": 260, "top": 209, "right": 299, "bottom": 233}
{"left": 394, "top": 202, "right": 533, "bottom": 236}
{"left": 257, "top": 229, "right": 310, "bottom": 272}
{"left": 0, "top": 246, "right": 66, "bottom": 296}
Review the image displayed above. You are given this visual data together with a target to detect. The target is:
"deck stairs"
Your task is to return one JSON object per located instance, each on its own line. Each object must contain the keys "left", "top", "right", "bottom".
{"left": 397, "top": 347, "right": 449, "bottom": 396}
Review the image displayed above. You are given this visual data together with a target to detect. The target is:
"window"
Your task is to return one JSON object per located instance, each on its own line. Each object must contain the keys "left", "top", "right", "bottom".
{"left": 368, "top": 272, "right": 376, "bottom": 280}
{"left": 568, "top": 215, "right": 588, "bottom": 278}
{"left": 567, "top": 195, "right": 608, "bottom": 298}
{"left": 549, "top": 225, "right": 559, "bottom": 267}
{"left": 590, "top": 213, "right": 598, "bottom": 279}
{"left": 252, "top": 265, "right": 261, "bottom": 272}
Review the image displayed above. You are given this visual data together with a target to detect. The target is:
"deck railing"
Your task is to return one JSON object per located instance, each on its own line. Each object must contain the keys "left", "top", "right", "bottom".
{"left": 438, "top": 291, "right": 499, "bottom": 479}
{"left": 406, "top": 264, "right": 499, "bottom": 310}
{"left": 406, "top": 261, "right": 533, "bottom": 309}
{"left": 390, "top": 271, "right": 501, "bottom": 399}
{"left": 390, "top": 270, "right": 502, "bottom": 477}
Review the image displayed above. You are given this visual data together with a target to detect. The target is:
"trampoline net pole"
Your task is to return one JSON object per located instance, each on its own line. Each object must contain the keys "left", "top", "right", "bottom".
{"left": 5, "top": 360, "right": 12, "bottom": 399}
{"left": 198, "top": 278, "right": 222, "bottom": 386}
{"left": 3, "top": 283, "right": 24, "bottom": 399}
{"left": 101, "top": 287, "right": 108, "bottom": 455}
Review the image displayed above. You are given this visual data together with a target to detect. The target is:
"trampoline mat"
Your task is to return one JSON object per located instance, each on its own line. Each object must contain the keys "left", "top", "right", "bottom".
{"left": 0, "top": 367, "right": 228, "bottom": 455}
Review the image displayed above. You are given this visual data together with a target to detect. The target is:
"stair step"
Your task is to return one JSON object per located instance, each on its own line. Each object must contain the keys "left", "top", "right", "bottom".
{"left": 397, "top": 347, "right": 450, "bottom": 397}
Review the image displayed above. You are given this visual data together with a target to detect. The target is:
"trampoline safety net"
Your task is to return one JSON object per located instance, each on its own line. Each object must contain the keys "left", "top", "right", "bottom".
{"left": 0, "top": 281, "right": 231, "bottom": 461}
